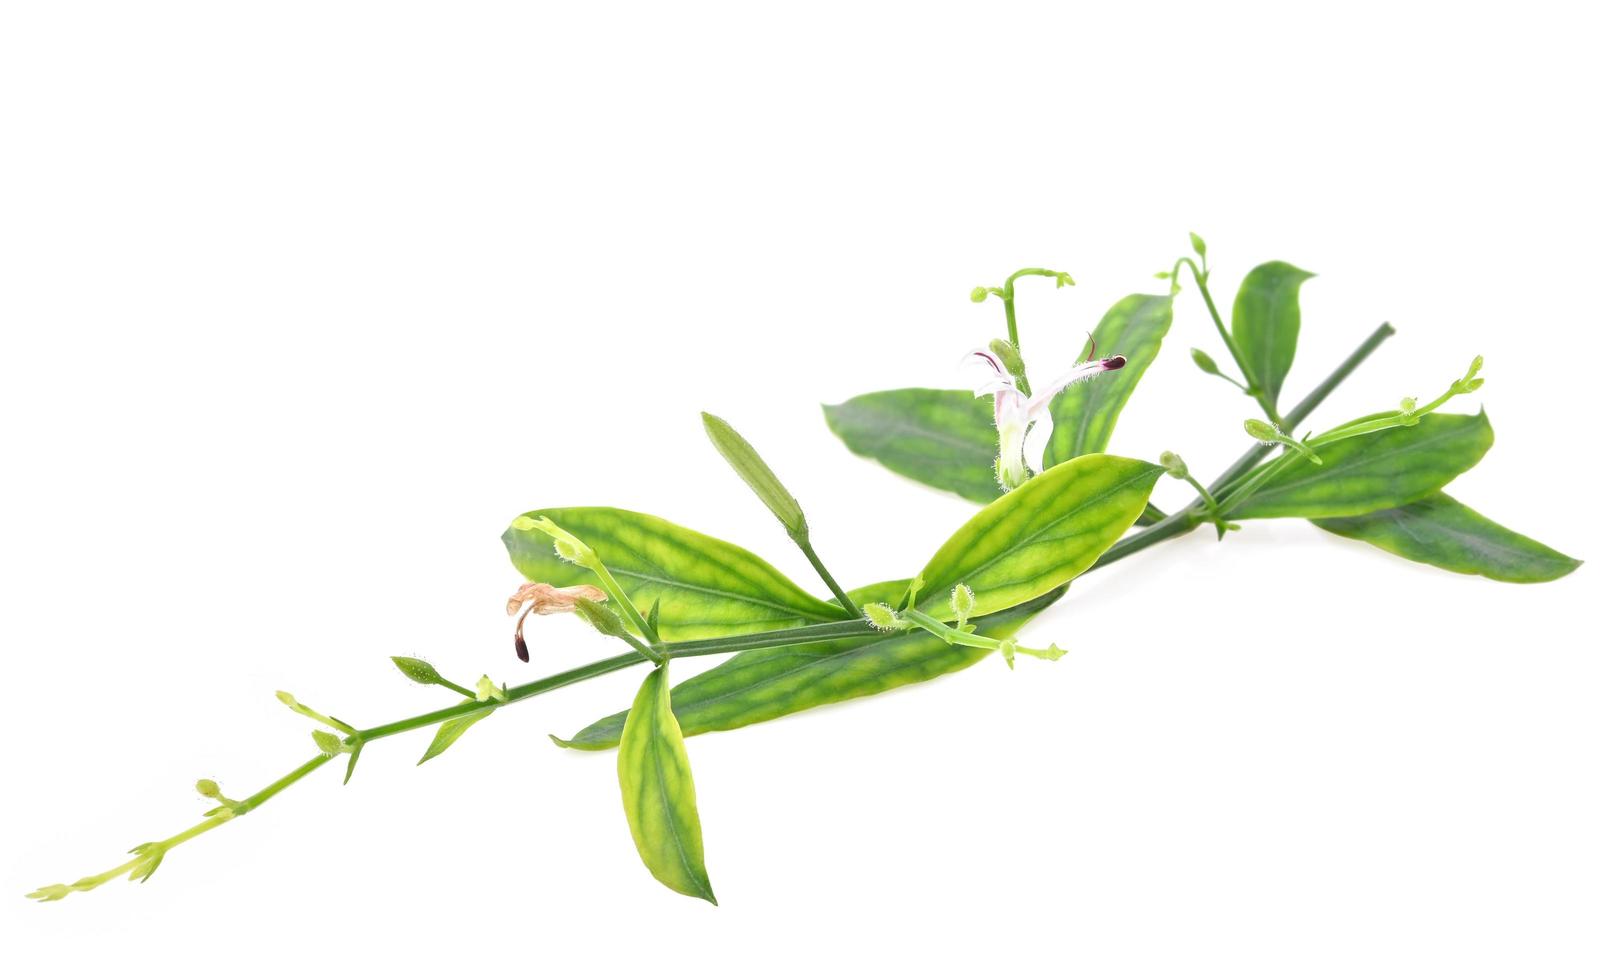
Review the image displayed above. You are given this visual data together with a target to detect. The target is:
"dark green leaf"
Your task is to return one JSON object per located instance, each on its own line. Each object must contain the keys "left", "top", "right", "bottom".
{"left": 1313, "top": 492, "right": 1580, "bottom": 583}
{"left": 1229, "top": 412, "right": 1493, "bottom": 520}
{"left": 823, "top": 388, "right": 1001, "bottom": 503}
{"left": 1231, "top": 261, "right": 1315, "bottom": 411}
{"left": 503, "top": 507, "right": 848, "bottom": 641}
{"left": 617, "top": 664, "right": 715, "bottom": 904}
{"left": 701, "top": 413, "right": 807, "bottom": 539}
{"left": 1043, "top": 294, "right": 1173, "bottom": 466}
{"left": 915, "top": 454, "right": 1163, "bottom": 619}
{"left": 554, "top": 585, "right": 1057, "bottom": 751}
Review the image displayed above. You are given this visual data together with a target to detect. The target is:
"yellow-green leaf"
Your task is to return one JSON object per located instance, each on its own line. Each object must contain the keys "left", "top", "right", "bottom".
{"left": 502, "top": 507, "right": 848, "bottom": 640}
{"left": 618, "top": 664, "right": 715, "bottom": 904}
{"left": 554, "top": 583, "right": 1055, "bottom": 751}
{"left": 914, "top": 454, "right": 1163, "bottom": 620}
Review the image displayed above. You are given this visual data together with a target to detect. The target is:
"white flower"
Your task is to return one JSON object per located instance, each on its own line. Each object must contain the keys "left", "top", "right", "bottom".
{"left": 965, "top": 347, "right": 1127, "bottom": 490}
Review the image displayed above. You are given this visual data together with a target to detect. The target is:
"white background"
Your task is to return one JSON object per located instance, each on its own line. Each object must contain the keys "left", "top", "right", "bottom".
{"left": 3, "top": 2, "right": 1596, "bottom": 977}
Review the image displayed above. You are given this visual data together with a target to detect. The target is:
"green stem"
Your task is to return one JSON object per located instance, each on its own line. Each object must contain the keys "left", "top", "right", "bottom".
{"left": 796, "top": 536, "right": 861, "bottom": 617}
{"left": 1090, "top": 323, "right": 1397, "bottom": 571}
{"left": 998, "top": 267, "right": 1067, "bottom": 397}
{"left": 900, "top": 610, "right": 1002, "bottom": 651}
{"left": 588, "top": 562, "right": 660, "bottom": 645}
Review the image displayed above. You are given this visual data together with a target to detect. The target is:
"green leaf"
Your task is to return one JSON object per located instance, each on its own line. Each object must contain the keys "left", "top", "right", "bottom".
{"left": 502, "top": 507, "right": 848, "bottom": 641}
{"left": 1043, "top": 294, "right": 1173, "bottom": 466}
{"left": 823, "top": 388, "right": 1001, "bottom": 503}
{"left": 554, "top": 585, "right": 1056, "bottom": 751}
{"left": 417, "top": 700, "right": 495, "bottom": 765}
{"left": 701, "top": 413, "right": 808, "bottom": 539}
{"left": 1312, "top": 492, "right": 1580, "bottom": 583}
{"left": 915, "top": 453, "right": 1163, "bottom": 620}
{"left": 1229, "top": 411, "right": 1494, "bottom": 520}
{"left": 1231, "top": 261, "right": 1315, "bottom": 411}
{"left": 617, "top": 664, "right": 715, "bottom": 904}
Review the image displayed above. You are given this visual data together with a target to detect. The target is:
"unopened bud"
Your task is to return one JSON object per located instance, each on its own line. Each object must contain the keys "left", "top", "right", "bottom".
{"left": 391, "top": 656, "right": 444, "bottom": 686}
{"left": 1191, "top": 348, "right": 1222, "bottom": 376}
{"left": 987, "top": 338, "right": 1027, "bottom": 379}
{"left": 1054, "top": 271, "right": 1076, "bottom": 288}
{"left": 1243, "top": 419, "right": 1280, "bottom": 443}
{"left": 1189, "top": 231, "right": 1208, "bottom": 258}
{"left": 195, "top": 779, "right": 222, "bottom": 799}
{"left": 1159, "top": 451, "right": 1189, "bottom": 480}
{"left": 951, "top": 584, "right": 976, "bottom": 627}
{"left": 970, "top": 286, "right": 989, "bottom": 303}
{"left": 863, "top": 603, "right": 904, "bottom": 631}
{"left": 312, "top": 730, "right": 346, "bottom": 755}
{"left": 998, "top": 638, "right": 1017, "bottom": 670}
{"left": 574, "top": 596, "right": 629, "bottom": 639}
{"left": 1399, "top": 396, "right": 1417, "bottom": 414}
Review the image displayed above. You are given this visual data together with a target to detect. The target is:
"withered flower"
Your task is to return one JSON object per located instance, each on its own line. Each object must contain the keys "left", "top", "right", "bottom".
{"left": 506, "top": 582, "right": 607, "bottom": 662}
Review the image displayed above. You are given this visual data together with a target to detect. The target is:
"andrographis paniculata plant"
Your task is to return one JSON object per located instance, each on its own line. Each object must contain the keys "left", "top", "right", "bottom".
{"left": 31, "top": 235, "right": 1580, "bottom": 905}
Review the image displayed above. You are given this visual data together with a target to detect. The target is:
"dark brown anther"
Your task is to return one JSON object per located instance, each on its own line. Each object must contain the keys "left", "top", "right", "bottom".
{"left": 1103, "top": 355, "right": 1127, "bottom": 370}
{"left": 514, "top": 630, "right": 530, "bottom": 663}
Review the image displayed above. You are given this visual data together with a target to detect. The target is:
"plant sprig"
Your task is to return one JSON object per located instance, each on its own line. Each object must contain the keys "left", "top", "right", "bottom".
{"left": 30, "top": 242, "right": 1577, "bottom": 907}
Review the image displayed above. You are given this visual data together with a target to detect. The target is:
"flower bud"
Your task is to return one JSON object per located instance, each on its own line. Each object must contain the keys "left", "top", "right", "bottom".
{"left": 998, "top": 638, "right": 1017, "bottom": 670}
{"left": 312, "top": 730, "right": 346, "bottom": 755}
{"left": 574, "top": 596, "right": 629, "bottom": 639}
{"left": 1399, "top": 396, "right": 1417, "bottom": 414}
{"left": 951, "top": 584, "right": 976, "bottom": 627}
{"left": 1243, "top": 419, "right": 1280, "bottom": 443}
{"left": 970, "top": 286, "right": 989, "bottom": 303}
{"left": 1190, "top": 348, "right": 1222, "bottom": 376}
{"left": 391, "top": 656, "right": 444, "bottom": 686}
{"left": 196, "top": 779, "right": 222, "bottom": 799}
{"left": 1159, "top": 451, "right": 1189, "bottom": 480}
{"left": 1189, "top": 231, "right": 1208, "bottom": 258}
{"left": 863, "top": 603, "right": 904, "bottom": 631}
{"left": 987, "top": 338, "right": 1027, "bottom": 379}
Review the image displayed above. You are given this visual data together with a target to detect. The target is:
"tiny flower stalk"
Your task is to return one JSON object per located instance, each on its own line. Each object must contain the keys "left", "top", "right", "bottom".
{"left": 1160, "top": 451, "right": 1238, "bottom": 539}
{"left": 970, "top": 266, "right": 1077, "bottom": 396}
{"left": 967, "top": 347, "right": 1127, "bottom": 491}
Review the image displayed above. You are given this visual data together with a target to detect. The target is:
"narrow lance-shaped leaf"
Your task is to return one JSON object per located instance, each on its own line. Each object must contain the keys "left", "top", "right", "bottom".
{"left": 1043, "top": 293, "right": 1173, "bottom": 466}
{"left": 555, "top": 583, "right": 1057, "bottom": 751}
{"left": 617, "top": 663, "right": 716, "bottom": 904}
{"left": 1228, "top": 411, "right": 1493, "bottom": 520}
{"left": 915, "top": 453, "right": 1163, "bottom": 620}
{"left": 1312, "top": 492, "right": 1581, "bottom": 583}
{"left": 823, "top": 389, "right": 1002, "bottom": 503}
{"left": 417, "top": 700, "right": 495, "bottom": 765}
{"left": 502, "top": 507, "right": 848, "bottom": 640}
{"left": 701, "top": 412, "right": 807, "bottom": 539}
{"left": 1231, "top": 261, "right": 1315, "bottom": 411}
